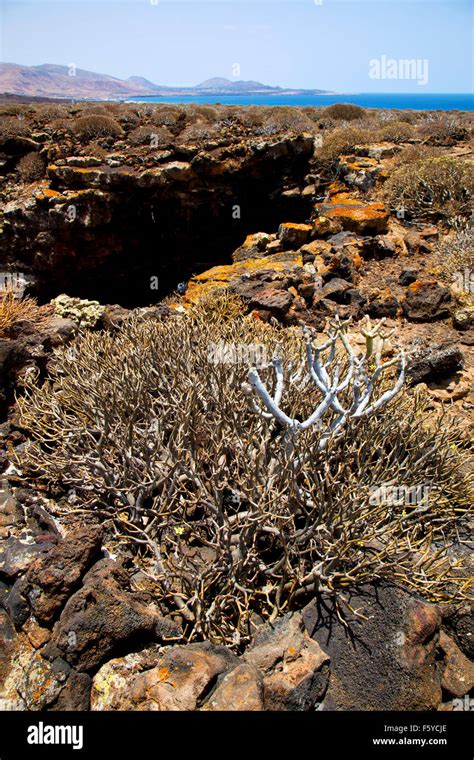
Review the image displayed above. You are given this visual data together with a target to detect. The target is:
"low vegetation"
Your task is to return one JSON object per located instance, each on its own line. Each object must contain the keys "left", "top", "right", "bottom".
{"left": 16, "top": 300, "right": 472, "bottom": 646}
{"left": 73, "top": 114, "right": 124, "bottom": 140}
{"left": 383, "top": 156, "right": 473, "bottom": 222}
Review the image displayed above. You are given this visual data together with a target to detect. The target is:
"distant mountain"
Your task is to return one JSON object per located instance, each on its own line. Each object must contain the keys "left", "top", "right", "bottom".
{"left": 195, "top": 77, "right": 283, "bottom": 93}
{"left": 0, "top": 63, "right": 156, "bottom": 99}
{"left": 0, "top": 63, "right": 329, "bottom": 99}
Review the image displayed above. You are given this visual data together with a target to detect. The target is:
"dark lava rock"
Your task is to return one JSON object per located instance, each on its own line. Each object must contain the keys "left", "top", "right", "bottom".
{"left": 402, "top": 281, "right": 452, "bottom": 321}
{"left": 313, "top": 278, "right": 352, "bottom": 306}
{"left": 362, "top": 235, "right": 397, "bottom": 259}
{"left": 442, "top": 603, "right": 474, "bottom": 661}
{"left": 368, "top": 292, "right": 400, "bottom": 318}
{"left": 0, "top": 339, "right": 29, "bottom": 418}
{"left": 49, "top": 670, "right": 92, "bottom": 711}
{"left": 21, "top": 525, "right": 104, "bottom": 626}
{"left": 303, "top": 583, "right": 443, "bottom": 711}
{"left": 399, "top": 269, "right": 419, "bottom": 286}
{"left": 0, "top": 488, "right": 24, "bottom": 537}
{"left": 248, "top": 286, "right": 294, "bottom": 316}
{"left": 0, "top": 535, "right": 56, "bottom": 579}
{"left": 52, "top": 559, "right": 182, "bottom": 671}
{"left": 407, "top": 344, "right": 464, "bottom": 384}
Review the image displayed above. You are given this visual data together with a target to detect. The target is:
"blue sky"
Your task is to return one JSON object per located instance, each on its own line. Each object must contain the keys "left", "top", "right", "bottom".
{"left": 0, "top": 0, "right": 472, "bottom": 92}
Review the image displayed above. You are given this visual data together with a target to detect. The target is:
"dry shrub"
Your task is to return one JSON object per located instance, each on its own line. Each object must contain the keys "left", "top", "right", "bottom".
{"left": 73, "top": 114, "right": 124, "bottom": 140}
{"left": 177, "top": 121, "right": 220, "bottom": 145}
{"left": 0, "top": 103, "right": 31, "bottom": 118}
{"left": 33, "top": 104, "right": 66, "bottom": 121}
{"left": 316, "top": 126, "right": 376, "bottom": 169}
{"left": 378, "top": 121, "right": 418, "bottom": 144}
{"left": 0, "top": 116, "right": 30, "bottom": 139}
{"left": 129, "top": 125, "right": 173, "bottom": 147}
{"left": 15, "top": 311, "right": 472, "bottom": 646}
{"left": 435, "top": 228, "right": 474, "bottom": 288}
{"left": 392, "top": 143, "right": 443, "bottom": 168}
{"left": 419, "top": 115, "right": 470, "bottom": 146}
{"left": 258, "top": 107, "right": 316, "bottom": 135}
{"left": 17, "top": 151, "right": 45, "bottom": 181}
{"left": 322, "top": 103, "right": 367, "bottom": 121}
{"left": 150, "top": 105, "right": 185, "bottom": 132}
{"left": 383, "top": 156, "right": 473, "bottom": 221}
{"left": 189, "top": 287, "right": 246, "bottom": 323}
{"left": 87, "top": 142, "right": 108, "bottom": 160}
{"left": 235, "top": 107, "right": 266, "bottom": 130}
{"left": 0, "top": 290, "right": 49, "bottom": 337}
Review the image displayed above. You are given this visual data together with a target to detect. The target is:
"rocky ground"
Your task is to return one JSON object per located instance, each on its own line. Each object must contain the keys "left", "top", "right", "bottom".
{"left": 0, "top": 100, "right": 473, "bottom": 711}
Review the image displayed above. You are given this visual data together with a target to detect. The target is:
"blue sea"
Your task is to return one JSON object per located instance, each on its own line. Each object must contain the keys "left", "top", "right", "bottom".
{"left": 128, "top": 92, "right": 473, "bottom": 111}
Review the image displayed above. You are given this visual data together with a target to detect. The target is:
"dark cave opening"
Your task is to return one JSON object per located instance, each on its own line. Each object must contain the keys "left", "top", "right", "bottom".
{"left": 34, "top": 189, "right": 313, "bottom": 308}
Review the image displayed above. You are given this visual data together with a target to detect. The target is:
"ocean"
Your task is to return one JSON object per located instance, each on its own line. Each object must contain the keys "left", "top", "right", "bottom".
{"left": 127, "top": 92, "right": 474, "bottom": 111}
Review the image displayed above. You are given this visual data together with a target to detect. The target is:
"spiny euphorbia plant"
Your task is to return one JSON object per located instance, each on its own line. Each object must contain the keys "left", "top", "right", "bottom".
{"left": 244, "top": 315, "right": 406, "bottom": 451}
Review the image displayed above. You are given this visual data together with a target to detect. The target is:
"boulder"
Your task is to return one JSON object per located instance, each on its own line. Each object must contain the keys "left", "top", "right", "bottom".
{"left": 20, "top": 525, "right": 103, "bottom": 626}
{"left": 201, "top": 663, "right": 264, "bottom": 711}
{"left": 232, "top": 232, "right": 275, "bottom": 262}
{"left": 0, "top": 535, "right": 57, "bottom": 579}
{"left": 278, "top": 223, "right": 312, "bottom": 250}
{"left": 91, "top": 642, "right": 237, "bottom": 711}
{"left": 248, "top": 286, "right": 294, "bottom": 316}
{"left": 368, "top": 290, "right": 400, "bottom": 318}
{"left": 303, "top": 584, "right": 443, "bottom": 711}
{"left": 439, "top": 631, "right": 474, "bottom": 698}
{"left": 314, "top": 195, "right": 389, "bottom": 236}
{"left": 402, "top": 281, "right": 452, "bottom": 321}
{"left": 245, "top": 612, "right": 330, "bottom": 711}
{"left": 406, "top": 343, "right": 464, "bottom": 384}
{"left": 52, "top": 559, "right": 181, "bottom": 671}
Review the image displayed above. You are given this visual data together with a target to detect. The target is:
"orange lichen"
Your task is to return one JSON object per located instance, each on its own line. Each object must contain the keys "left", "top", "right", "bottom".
{"left": 183, "top": 252, "right": 303, "bottom": 306}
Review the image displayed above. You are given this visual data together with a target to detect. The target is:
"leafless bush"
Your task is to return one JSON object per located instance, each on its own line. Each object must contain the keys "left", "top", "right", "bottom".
{"left": 383, "top": 156, "right": 473, "bottom": 221}
{"left": 435, "top": 228, "right": 474, "bottom": 288}
{"left": 0, "top": 116, "right": 30, "bottom": 139}
{"left": 129, "top": 125, "right": 173, "bottom": 147}
{"left": 257, "top": 107, "right": 316, "bottom": 135}
{"left": 15, "top": 310, "right": 472, "bottom": 646}
{"left": 177, "top": 121, "right": 221, "bottom": 145}
{"left": 150, "top": 105, "right": 185, "bottom": 133}
{"left": 17, "top": 151, "right": 45, "bottom": 181}
{"left": 392, "top": 143, "right": 443, "bottom": 168}
{"left": 419, "top": 115, "right": 470, "bottom": 146}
